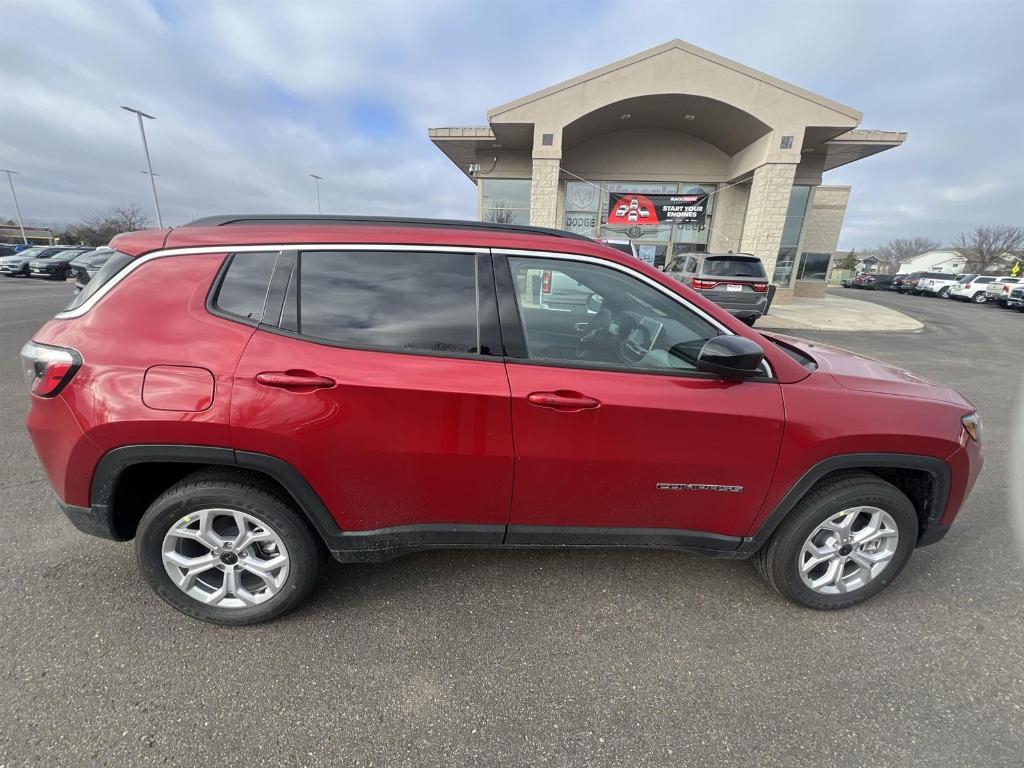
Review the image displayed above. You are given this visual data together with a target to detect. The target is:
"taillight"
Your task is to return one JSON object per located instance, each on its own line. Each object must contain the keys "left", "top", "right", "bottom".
{"left": 751, "top": 283, "right": 769, "bottom": 293}
{"left": 691, "top": 278, "right": 718, "bottom": 289}
{"left": 20, "top": 341, "right": 82, "bottom": 398}
{"left": 541, "top": 270, "right": 552, "bottom": 294}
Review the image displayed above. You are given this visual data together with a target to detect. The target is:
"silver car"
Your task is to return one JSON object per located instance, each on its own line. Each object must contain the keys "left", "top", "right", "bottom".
{"left": 664, "top": 252, "right": 769, "bottom": 325}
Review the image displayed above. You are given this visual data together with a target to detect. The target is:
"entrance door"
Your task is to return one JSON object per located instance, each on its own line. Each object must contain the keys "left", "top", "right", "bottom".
{"left": 497, "top": 253, "right": 785, "bottom": 545}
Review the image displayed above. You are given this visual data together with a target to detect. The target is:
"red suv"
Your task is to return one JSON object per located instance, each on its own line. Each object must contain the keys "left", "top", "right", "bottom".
{"left": 22, "top": 216, "right": 983, "bottom": 624}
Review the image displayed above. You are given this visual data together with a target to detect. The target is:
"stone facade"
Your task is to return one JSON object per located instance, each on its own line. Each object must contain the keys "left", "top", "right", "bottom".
{"left": 528, "top": 158, "right": 561, "bottom": 229}
{"left": 707, "top": 181, "right": 749, "bottom": 253}
{"left": 738, "top": 163, "right": 798, "bottom": 279}
{"left": 799, "top": 186, "right": 850, "bottom": 254}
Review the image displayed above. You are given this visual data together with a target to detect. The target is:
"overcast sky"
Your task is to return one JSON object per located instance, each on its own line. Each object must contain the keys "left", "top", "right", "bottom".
{"left": 3, "top": 0, "right": 1021, "bottom": 249}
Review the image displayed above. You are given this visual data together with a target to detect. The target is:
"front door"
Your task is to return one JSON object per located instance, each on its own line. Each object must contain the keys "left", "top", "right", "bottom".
{"left": 229, "top": 248, "right": 514, "bottom": 537}
{"left": 497, "top": 253, "right": 784, "bottom": 545}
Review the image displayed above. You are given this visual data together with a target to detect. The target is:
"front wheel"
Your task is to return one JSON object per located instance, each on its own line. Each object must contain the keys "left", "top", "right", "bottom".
{"left": 136, "top": 469, "right": 323, "bottom": 625}
{"left": 937, "top": 287, "right": 950, "bottom": 298}
{"left": 754, "top": 473, "right": 917, "bottom": 609}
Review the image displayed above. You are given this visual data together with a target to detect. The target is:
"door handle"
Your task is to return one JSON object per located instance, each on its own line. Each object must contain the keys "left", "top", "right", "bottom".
{"left": 255, "top": 370, "right": 336, "bottom": 390}
{"left": 527, "top": 391, "right": 600, "bottom": 411}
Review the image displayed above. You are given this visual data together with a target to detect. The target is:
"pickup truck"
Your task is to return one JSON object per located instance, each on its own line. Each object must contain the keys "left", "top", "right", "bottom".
{"left": 985, "top": 277, "right": 1023, "bottom": 306}
{"left": 918, "top": 273, "right": 975, "bottom": 298}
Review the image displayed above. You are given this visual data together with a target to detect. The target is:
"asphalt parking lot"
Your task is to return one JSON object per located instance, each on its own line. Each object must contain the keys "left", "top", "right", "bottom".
{"left": 1, "top": 278, "right": 1022, "bottom": 767}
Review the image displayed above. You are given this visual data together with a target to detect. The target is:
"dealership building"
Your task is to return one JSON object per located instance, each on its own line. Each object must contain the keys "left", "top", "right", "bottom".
{"left": 429, "top": 39, "right": 905, "bottom": 303}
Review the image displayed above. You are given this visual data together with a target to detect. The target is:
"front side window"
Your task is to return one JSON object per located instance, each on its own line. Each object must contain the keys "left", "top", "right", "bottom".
{"left": 290, "top": 251, "right": 482, "bottom": 355}
{"left": 508, "top": 256, "right": 721, "bottom": 373}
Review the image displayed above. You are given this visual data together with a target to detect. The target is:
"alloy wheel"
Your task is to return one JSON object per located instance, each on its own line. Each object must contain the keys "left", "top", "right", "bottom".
{"left": 798, "top": 506, "right": 899, "bottom": 595}
{"left": 161, "top": 508, "right": 290, "bottom": 608}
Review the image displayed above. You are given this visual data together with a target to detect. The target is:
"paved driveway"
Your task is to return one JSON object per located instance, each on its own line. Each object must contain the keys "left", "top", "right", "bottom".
{"left": 1, "top": 279, "right": 1022, "bottom": 767}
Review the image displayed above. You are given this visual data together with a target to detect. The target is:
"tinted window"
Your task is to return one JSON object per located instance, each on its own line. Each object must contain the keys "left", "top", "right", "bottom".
{"left": 213, "top": 252, "right": 279, "bottom": 322}
{"left": 64, "top": 251, "right": 134, "bottom": 311}
{"left": 295, "top": 251, "right": 480, "bottom": 354}
{"left": 508, "top": 256, "right": 722, "bottom": 373}
{"left": 702, "top": 257, "right": 766, "bottom": 278}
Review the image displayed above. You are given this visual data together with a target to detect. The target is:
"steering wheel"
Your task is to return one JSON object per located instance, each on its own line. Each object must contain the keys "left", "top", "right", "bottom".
{"left": 576, "top": 309, "right": 613, "bottom": 360}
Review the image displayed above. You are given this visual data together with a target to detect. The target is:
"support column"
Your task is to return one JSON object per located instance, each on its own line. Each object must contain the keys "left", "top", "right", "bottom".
{"left": 739, "top": 163, "right": 798, "bottom": 300}
{"left": 529, "top": 157, "right": 561, "bottom": 229}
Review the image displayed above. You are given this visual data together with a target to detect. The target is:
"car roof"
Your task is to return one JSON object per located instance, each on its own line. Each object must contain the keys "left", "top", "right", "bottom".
{"left": 110, "top": 215, "right": 627, "bottom": 263}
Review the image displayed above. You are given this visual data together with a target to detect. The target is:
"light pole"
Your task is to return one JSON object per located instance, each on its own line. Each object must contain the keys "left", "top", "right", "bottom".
{"left": 121, "top": 106, "right": 163, "bottom": 228}
{"left": 310, "top": 174, "right": 323, "bottom": 214}
{"left": 1, "top": 169, "right": 28, "bottom": 244}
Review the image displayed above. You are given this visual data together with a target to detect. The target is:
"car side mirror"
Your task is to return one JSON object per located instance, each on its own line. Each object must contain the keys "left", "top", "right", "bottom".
{"left": 696, "top": 336, "right": 765, "bottom": 380}
{"left": 586, "top": 293, "right": 603, "bottom": 313}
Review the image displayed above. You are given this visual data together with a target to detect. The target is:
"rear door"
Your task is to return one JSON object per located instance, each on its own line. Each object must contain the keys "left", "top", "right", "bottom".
{"left": 229, "top": 247, "right": 514, "bottom": 539}
{"left": 495, "top": 250, "right": 785, "bottom": 546}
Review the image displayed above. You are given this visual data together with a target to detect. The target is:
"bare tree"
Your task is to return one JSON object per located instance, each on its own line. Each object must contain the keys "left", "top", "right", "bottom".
{"left": 64, "top": 203, "right": 153, "bottom": 246}
{"left": 873, "top": 237, "right": 942, "bottom": 269}
{"left": 482, "top": 201, "right": 518, "bottom": 225}
{"left": 953, "top": 225, "right": 1024, "bottom": 273}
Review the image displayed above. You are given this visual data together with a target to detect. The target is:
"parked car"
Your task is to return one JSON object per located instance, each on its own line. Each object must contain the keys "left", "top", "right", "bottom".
{"left": 985, "top": 277, "right": 1023, "bottom": 306}
{"left": 949, "top": 275, "right": 999, "bottom": 303}
{"left": 1006, "top": 286, "right": 1024, "bottom": 312}
{"left": 28, "top": 247, "right": 93, "bottom": 280}
{"left": 663, "top": 251, "right": 769, "bottom": 325}
{"left": 918, "top": 273, "right": 976, "bottom": 298}
{"left": 0, "top": 244, "right": 18, "bottom": 257}
{"left": 70, "top": 247, "right": 114, "bottom": 292}
{"left": 0, "top": 245, "right": 74, "bottom": 277}
{"left": 906, "top": 271, "right": 956, "bottom": 295}
{"left": 894, "top": 272, "right": 922, "bottom": 294}
{"left": 853, "top": 273, "right": 894, "bottom": 291}
{"left": 890, "top": 273, "right": 913, "bottom": 292}
{"left": 22, "top": 215, "right": 982, "bottom": 624}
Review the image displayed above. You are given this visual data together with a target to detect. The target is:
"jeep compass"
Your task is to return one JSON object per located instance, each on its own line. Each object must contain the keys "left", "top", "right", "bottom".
{"left": 22, "top": 216, "right": 983, "bottom": 624}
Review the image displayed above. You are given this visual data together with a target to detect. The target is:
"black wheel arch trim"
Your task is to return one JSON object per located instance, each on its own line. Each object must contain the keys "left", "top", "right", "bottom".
{"left": 89, "top": 444, "right": 341, "bottom": 544}
{"left": 739, "top": 452, "right": 951, "bottom": 554}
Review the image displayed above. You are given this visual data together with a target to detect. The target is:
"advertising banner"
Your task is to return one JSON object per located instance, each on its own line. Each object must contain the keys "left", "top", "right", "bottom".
{"left": 607, "top": 192, "right": 709, "bottom": 229}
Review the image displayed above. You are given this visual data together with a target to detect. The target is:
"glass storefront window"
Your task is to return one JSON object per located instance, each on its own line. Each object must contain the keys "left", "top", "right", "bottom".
{"left": 565, "top": 180, "right": 717, "bottom": 264}
{"left": 773, "top": 185, "right": 811, "bottom": 283}
{"left": 797, "top": 252, "right": 831, "bottom": 281}
{"left": 480, "top": 179, "right": 530, "bottom": 225}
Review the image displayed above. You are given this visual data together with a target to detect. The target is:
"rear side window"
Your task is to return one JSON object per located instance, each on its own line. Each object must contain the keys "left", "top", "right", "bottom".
{"left": 213, "top": 252, "right": 279, "bottom": 322}
{"left": 286, "top": 251, "right": 482, "bottom": 355}
{"left": 63, "top": 251, "right": 134, "bottom": 311}
{"left": 702, "top": 257, "right": 766, "bottom": 278}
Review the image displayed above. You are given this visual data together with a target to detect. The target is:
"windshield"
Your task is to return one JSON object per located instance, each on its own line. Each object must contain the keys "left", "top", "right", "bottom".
{"left": 702, "top": 257, "right": 766, "bottom": 278}
{"left": 7, "top": 247, "right": 46, "bottom": 259}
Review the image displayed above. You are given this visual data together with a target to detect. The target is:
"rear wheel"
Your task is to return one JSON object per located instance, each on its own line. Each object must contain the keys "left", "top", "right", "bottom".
{"left": 755, "top": 473, "right": 917, "bottom": 609}
{"left": 972, "top": 291, "right": 988, "bottom": 304}
{"left": 136, "top": 469, "right": 323, "bottom": 625}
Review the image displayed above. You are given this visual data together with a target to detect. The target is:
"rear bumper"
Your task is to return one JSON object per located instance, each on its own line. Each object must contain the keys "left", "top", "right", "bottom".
{"left": 57, "top": 498, "right": 125, "bottom": 541}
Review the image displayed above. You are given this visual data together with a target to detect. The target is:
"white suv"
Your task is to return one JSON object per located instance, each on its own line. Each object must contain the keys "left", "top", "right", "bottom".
{"left": 949, "top": 275, "right": 999, "bottom": 303}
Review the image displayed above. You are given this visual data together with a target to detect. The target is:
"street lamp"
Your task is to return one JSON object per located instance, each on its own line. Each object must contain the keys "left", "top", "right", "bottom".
{"left": 310, "top": 174, "right": 323, "bottom": 214}
{"left": 0, "top": 169, "right": 28, "bottom": 244}
{"left": 121, "top": 105, "right": 163, "bottom": 228}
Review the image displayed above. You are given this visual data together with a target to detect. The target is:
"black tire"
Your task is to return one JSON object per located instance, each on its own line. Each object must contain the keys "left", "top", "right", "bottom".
{"left": 754, "top": 472, "right": 918, "bottom": 610}
{"left": 972, "top": 291, "right": 987, "bottom": 304}
{"left": 136, "top": 468, "right": 324, "bottom": 625}
{"left": 938, "top": 287, "right": 950, "bottom": 298}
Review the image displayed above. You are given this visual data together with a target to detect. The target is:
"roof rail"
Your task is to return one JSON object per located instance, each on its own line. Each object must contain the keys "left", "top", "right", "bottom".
{"left": 182, "top": 214, "right": 594, "bottom": 242}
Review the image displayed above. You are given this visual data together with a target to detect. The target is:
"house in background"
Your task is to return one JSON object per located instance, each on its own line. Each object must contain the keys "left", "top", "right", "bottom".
{"left": 854, "top": 253, "right": 882, "bottom": 273}
{"left": 896, "top": 250, "right": 966, "bottom": 275}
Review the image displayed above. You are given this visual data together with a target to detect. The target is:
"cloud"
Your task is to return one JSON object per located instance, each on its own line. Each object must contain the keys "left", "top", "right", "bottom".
{"left": 1, "top": 0, "right": 1021, "bottom": 250}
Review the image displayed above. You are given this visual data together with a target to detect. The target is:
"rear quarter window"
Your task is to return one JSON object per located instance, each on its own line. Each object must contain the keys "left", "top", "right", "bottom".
{"left": 63, "top": 251, "right": 134, "bottom": 311}
{"left": 212, "top": 252, "right": 280, "bottom": 322}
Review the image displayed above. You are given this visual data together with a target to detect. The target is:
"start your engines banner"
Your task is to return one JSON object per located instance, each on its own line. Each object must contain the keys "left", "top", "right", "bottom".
{"left": 607, "top": 192, "right": 709, "bottom": 229}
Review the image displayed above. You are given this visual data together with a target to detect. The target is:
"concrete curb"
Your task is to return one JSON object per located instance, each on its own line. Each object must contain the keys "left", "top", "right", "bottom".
{"left": 755, "top": 295, "right": 924, "bottom": 332}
